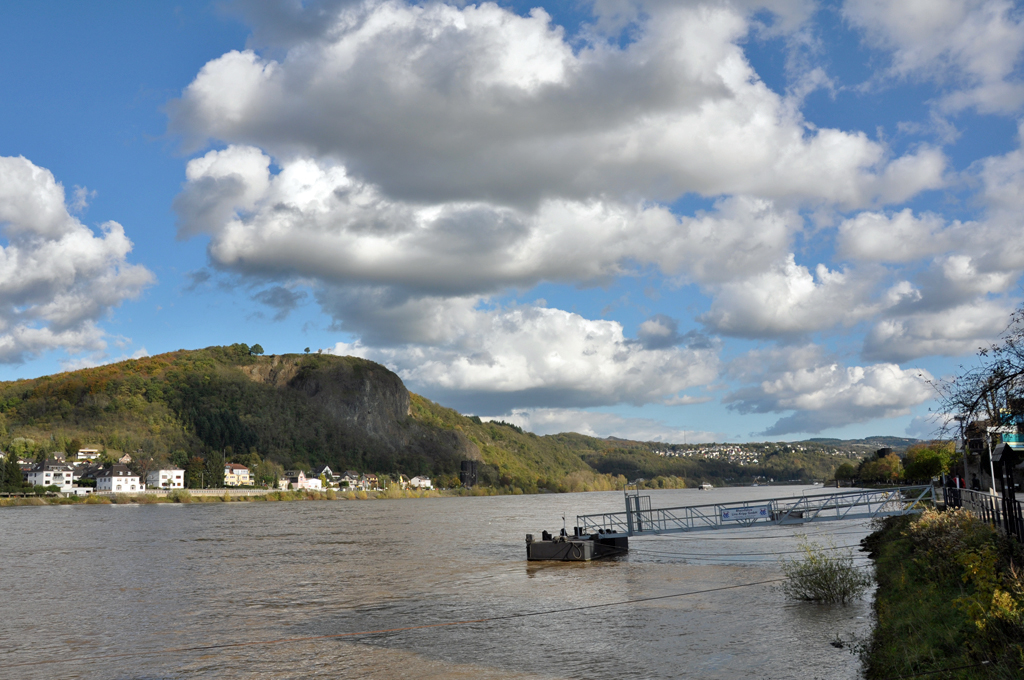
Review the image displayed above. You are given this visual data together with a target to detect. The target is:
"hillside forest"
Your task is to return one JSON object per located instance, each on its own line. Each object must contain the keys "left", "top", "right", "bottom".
{"left": 0, "top": 344, "right": 885, "bottom": 493}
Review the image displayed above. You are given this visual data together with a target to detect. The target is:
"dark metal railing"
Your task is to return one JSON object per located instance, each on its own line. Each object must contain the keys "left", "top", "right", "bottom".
{"left": 943, "top": 487, "right": 1024, "bottom": 544}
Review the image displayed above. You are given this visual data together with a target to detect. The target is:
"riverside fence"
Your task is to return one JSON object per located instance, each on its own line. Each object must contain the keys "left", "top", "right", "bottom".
{"left": 943, "top": 486, "right": 1024, "bottom": 544}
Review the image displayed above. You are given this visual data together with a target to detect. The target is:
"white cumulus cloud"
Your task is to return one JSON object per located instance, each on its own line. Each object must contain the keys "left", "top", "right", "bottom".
{"left": 844, "top": 0, "right": 1024, "bottom": 114}
{"left": 700, "top": 255, "right": 880, "bottom": 338}
{"left": 331, "top": 302, "right": 719, "bottom": 413}
{"left": 0, "top": 156, "right": 154, "bottom": 364}
{"left": 725, "top": 345, "right": 933, "bottom": 434}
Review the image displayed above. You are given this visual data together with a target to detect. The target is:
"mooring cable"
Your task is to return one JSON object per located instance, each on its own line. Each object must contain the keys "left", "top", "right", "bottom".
{"left": 630, "top": 543, "right": 864, "bottom": 558}
{"left": 3, "top": 577, "right": 786, "bottom": 669}
{"left": 646, "top": 524, "right": 874, "bottom": 541}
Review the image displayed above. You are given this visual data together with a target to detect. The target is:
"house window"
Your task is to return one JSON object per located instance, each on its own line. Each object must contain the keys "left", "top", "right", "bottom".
{"left": 116, "top": 485, "right": 121, "bottom": 491}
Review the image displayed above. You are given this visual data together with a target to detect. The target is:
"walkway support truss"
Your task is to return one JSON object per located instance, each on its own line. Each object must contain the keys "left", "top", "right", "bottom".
{"left": 577, "top": 486, "right": 935, "bottom": 537}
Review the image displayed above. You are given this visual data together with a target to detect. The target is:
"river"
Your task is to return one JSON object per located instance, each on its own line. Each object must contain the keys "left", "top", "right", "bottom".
{"left": 1, "top": 485, "right": 875, "bottom": 679}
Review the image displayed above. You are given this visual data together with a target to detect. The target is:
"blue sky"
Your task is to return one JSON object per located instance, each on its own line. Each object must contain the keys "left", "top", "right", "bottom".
{"left": 2, "top": 0, "right": 1023, "bottom": 443}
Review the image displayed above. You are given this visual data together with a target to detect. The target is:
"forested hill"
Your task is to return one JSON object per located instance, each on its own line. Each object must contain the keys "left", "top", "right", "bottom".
{"left": 0, "top": 344, "right": 860, "bottom": 490}
{"left": 0, "top": 344, "right": 622, "bottom": 490}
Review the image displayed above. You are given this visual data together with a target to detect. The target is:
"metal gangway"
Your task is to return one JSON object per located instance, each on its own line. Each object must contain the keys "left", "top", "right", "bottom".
{"left": 577, "top": 485, "right": 935, "bottom": 537}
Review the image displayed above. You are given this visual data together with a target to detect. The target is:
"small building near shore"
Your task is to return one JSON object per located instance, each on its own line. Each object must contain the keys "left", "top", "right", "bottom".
{"left": 224, "top": 464, "right": 251, "bottom": 487}
{"left": 281, "top": 470, "right": 316, "bottom": 490}
{"left": 25, "top": 460, "right": 76, "bottom": 492}
{"left": 96, "top": 465, "right": 141, "bottom": 493}
{"left": 147, "top": 469, "right": 185, "bottom": 489}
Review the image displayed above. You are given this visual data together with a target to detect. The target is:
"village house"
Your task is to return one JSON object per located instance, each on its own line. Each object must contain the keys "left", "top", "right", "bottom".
{"left": 312, "top": 464, "right": 338, "bottom": 484}
{"left": 359, "top": 473, "right": 379, "bottom": 490}
{"left": 409, "top": 476, "right": 432, "bottom": 490}
{"left": 281, "top": 470, "right": 305, "bottom": 489}
{"left": 280, "top": 470, "right": 321, "bottom": 490}
{"left": 96, "top": 464, "right": 142, "bottom": 492}
{"left": 146, "top": 469, "right": 185, "bottom": 489}
{"left": 76, "top": 448, "right": 101, "bottom": 460}
{"left": 223, "top": 463, "right": 251, "bottom": 487}
{"left": 339, "top": 470, "right": 361, "bottom": 488}
{"left": 25, "top": 459, "right": 76, "bottom": 492}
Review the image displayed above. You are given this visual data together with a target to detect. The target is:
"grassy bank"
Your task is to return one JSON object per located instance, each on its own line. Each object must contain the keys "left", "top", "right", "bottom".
{"left": 861, "top": 510, "right": 1024, "bottom": 679}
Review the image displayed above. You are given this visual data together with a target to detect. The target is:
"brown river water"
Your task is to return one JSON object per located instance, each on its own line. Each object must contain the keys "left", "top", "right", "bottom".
{"left": 1, "top": 486, "right": 875, "bottom": 679}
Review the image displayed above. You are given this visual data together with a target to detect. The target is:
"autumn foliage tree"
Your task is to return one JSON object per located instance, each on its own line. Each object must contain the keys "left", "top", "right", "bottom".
{"left": 902, "top": 442, "right": 953, "bottom": 483}
{"left": 938, "top": 304, "right": 1024, "bottom": 433}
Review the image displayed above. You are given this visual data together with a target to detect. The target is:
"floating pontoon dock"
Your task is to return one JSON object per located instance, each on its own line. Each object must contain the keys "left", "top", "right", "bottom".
{"left": 526, "top": 485, "right": 934, "bottom": 561}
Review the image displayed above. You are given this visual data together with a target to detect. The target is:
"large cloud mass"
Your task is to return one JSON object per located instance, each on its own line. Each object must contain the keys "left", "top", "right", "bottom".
{"left": 332, "top": 303, "right": 718, "bottom": 413}
{"left": 171, "top": 1, "right": 943, "bottom": 208}
{"left": 176, "top": 145, "right": 807, "bottom": 295}
{"left": 167, "top": 0, "right": 1024, "bottom": 435}
{"left": 0, "top": 156, "right": 153, "bottom": 364}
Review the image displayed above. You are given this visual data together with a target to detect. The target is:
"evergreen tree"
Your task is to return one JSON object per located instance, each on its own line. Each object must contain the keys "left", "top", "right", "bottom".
{"left": 170, "top": 450, "right": 189, "bottom": 469}
{"left": 185, "top": 456, "right": 205, "bottom": 488}
{"left": 2, "top": 454, "right": 25, "bottom": 491}
{"left": 206, "top": 450, "right": 225, "bottom": 488}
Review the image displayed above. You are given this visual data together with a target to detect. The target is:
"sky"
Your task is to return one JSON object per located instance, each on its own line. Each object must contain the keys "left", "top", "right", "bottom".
{"left": 1, "top": 0, "right": 1023, "bottom": 444}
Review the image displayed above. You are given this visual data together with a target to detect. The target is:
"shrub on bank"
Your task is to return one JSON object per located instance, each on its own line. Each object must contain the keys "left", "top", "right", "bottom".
{"left": 780, "top": 538, "right": 871, "bottom": 604}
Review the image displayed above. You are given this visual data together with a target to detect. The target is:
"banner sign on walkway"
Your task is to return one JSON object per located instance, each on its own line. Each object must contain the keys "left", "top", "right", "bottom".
{"left": 721, "top": 505, "right": 769, "bottom": 522}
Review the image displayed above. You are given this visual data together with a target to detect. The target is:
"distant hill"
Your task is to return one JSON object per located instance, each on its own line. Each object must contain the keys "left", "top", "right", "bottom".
{"left": 804, "top": 436, "right": 919, "bottom": 450}
{"left": 0, "top": 345, "right": 622, "bottom": 490}
{"left": 0, "top": 344, "right": 885, "bottom": 490}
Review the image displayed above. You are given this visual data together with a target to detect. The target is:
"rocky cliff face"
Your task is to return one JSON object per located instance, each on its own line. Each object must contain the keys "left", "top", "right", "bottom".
{"left": 240, "top": 354, "right": 479, "bottom": 468}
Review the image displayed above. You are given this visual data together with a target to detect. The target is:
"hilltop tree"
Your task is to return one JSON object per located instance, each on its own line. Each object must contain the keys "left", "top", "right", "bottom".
{"left": 250, "top": 344, "right": 264, "bottom": 356}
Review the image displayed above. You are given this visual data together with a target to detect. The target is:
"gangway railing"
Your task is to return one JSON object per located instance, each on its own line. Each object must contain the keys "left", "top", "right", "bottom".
{"left": 577, "top": 485, "right": 935, "bottom": 537}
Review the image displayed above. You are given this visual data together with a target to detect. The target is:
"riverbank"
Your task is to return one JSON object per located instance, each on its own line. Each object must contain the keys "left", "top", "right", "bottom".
{"left": 0, "top": 486, "right": 474, "bottom": 507}
{"left": 860, "top": 510, "right": 1024, "bottom": 679}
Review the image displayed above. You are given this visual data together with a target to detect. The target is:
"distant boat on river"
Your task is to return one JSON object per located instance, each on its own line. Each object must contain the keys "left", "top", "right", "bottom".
{"left": 699, "top": 482, "right": 714, "bottom": 490}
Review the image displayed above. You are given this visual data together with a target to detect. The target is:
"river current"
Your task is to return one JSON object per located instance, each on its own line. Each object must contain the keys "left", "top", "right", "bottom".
{"left": 1, "top": 486, "right": 875, "bottom": 679}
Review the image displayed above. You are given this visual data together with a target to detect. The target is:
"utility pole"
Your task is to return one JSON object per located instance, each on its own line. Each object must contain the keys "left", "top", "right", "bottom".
{"left": 954, "top": 415, "right": 967, "bottom": 488}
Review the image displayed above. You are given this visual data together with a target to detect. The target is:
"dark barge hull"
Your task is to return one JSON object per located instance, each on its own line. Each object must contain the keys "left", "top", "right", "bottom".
{"left": 526, "top": 535, "right": 628, "bottom": 561}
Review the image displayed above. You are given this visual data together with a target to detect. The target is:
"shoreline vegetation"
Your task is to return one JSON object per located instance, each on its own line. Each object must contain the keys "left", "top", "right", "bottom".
{"left": 0, "top": 473, "right": 693, "bottom": 508}
{"left": 861, "top": 510, "right": 1024, "bottom": 679}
